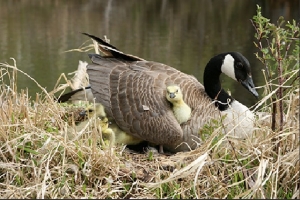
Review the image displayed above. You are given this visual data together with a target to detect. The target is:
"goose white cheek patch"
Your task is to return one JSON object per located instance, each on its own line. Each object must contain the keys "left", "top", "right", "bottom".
{"left": 221, "top": 54, "right": 236, "bottom": 81}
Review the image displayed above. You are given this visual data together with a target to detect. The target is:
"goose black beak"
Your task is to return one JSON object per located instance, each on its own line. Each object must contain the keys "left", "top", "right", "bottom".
{"left": 240, "top": 75, "right": 259, "bottom": 98}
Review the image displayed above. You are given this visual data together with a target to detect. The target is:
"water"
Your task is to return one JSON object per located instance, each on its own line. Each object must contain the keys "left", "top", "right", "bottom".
{"left": 0, "top": 0, "right": 299, "bottom": 107}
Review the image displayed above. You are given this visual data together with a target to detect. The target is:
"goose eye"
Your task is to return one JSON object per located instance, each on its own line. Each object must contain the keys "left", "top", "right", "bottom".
{"left": 236, "top": 62, "right": 243, "bottom": 69}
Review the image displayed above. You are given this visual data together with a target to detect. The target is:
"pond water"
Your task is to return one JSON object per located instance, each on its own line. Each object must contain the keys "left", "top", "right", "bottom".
{"left": 0, "top": 0, "right": 299, "bottom": 107}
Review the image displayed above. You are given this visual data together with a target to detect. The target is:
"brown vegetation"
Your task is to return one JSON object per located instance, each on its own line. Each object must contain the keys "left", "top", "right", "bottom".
{"left": 0, "top": 53, "right": 298, "bottom": 198}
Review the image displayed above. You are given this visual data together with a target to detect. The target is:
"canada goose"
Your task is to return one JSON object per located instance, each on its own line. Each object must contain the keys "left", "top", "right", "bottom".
{"left": 166, "top": 85, "right": 192, "bottom": 124}
{"left": 73, "top": 33, "right": 259, "bottom": 153}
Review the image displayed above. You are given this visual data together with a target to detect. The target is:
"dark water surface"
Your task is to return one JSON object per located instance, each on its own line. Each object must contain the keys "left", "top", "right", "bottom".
{"left": 0, "top": 0, "right": 299, "bottom": 107}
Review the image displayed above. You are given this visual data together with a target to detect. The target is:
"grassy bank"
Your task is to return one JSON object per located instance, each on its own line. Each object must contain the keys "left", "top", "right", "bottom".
{"left": 0, "top": 7, "right": 299, "bottom": 198}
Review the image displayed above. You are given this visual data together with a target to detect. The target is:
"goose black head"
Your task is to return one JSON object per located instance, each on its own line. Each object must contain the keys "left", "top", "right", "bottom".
{"left": 221, "top": 52, "right": 259, "bottom": 98}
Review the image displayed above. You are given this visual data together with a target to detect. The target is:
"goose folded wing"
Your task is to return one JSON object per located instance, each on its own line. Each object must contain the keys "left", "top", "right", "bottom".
{"left": 87, "top": 58, "right": 184, "bottom": 146}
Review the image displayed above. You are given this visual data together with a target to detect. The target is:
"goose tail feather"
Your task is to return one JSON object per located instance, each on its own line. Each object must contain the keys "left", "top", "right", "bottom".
{"left": 82, "top": 33, "right": 145, "bottom": 61}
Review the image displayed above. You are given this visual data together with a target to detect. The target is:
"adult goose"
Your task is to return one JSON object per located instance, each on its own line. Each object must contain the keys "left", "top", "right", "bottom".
{"left": 66, "top": 33, "right": 258, "bottom": 152}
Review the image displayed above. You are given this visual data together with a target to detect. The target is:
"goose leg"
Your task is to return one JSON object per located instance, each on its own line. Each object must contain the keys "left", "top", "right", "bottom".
{"left": 159, "top": 144, "right": 164, "bottom": 154}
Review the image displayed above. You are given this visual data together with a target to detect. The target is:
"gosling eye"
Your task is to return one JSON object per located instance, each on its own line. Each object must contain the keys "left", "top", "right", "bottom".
{"left": 176, "top": 89, "right": 178, "bottom": 93}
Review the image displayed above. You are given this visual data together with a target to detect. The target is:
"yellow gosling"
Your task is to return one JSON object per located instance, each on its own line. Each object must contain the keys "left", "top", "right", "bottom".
{"left": 84, "top": 103, "right": 142, "bottom": 147}
{"left": 166, "top": 85, "right": 192, "bottom": 124}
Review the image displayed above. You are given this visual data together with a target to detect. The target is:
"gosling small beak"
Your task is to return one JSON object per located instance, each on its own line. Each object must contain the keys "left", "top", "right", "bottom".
{"left": 169, "top": 93, "right": 175, "bottom": 99}
{"left": 79, "top": 110, "right": 87, "bottom": 117}
{"left": 240, "top": 75, "right": 259, "bottom": 98}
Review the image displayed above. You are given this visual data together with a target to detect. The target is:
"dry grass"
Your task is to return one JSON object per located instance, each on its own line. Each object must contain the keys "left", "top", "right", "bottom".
{"left": 0, "top": 57, "right": 299, "bottom": 199}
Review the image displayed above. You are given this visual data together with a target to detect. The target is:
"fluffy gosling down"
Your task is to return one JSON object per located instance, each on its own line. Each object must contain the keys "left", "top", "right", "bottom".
{"left": 166, "top": 85, "right": 192, "bottom": 124}
{"left": 83, "top": 103, "right": 142, "bottom": 147}
{"left": 99, "top": 117, "right": 142, "bottom": 147}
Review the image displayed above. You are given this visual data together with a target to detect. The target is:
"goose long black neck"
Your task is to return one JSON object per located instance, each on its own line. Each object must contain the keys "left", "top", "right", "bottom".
{"left": 203, "top": 55, "right": 233, "bottom": 111}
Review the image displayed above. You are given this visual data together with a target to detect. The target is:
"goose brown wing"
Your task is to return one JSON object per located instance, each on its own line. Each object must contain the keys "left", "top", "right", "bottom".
{"left": 126, "top": 59, "right": 208, "bottom": 111}
{"left": 87, "top": 54, "right": 184, "bottom": 146}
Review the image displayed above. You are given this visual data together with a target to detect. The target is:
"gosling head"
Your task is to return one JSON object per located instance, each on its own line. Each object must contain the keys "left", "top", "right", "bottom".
{"left": 166, "top": 85, "right": 183, "bottom": 103}
{"left": 79, "top": 103, "right": 106, "bottom": 119}
{"left": 99, "top": 117, "right": 110, "bottom": 130}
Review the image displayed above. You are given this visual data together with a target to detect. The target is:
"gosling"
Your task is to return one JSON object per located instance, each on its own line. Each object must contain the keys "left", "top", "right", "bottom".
{"left": 83, "top": 103, "right": 142, "bottom": 147}
{"left": 99, "top": 117, "right": 142, "bottom": 147}
{"left": 166, "top": 85, "right": 192, "bottom": 124}
{"left": 152, "top": 85, "right": 192, "bottom": 154}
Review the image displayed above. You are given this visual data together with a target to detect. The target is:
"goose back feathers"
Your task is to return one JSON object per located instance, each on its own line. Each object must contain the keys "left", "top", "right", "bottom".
{"left": 84, "top": 33, "right": 258, "bottom": 152}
